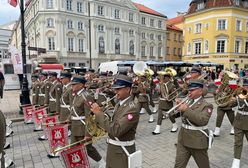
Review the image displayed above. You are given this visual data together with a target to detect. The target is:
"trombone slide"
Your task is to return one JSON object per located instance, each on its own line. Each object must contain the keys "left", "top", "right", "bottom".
{"left": 164, "top": 97, "right": 189, "bottom": 116}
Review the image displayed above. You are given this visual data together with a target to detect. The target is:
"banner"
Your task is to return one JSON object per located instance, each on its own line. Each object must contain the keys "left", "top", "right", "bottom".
{"left": 47, "top": 124, "right": 69, "bottom": 153}
{"left": 43, "top": 115, "right": 59, "bottom": 129}
{"left": 23, "top": 105, "right": 35, "bottom": 123}
{"left": 32, "top": 108, "right": 47, "bottom": 130}
{"left": 61, "top": 144, "right": 90, "bottom": 168}
{"left": 8, "top": 45, "right": 23, "bottom": 74}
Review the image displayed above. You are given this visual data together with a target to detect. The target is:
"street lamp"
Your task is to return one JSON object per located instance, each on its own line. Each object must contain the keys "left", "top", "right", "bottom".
{"left": 19, "top": 0, "right": 31, "bottom": 113}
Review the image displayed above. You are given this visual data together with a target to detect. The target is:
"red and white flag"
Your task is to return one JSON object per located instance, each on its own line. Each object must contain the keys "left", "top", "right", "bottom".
{"left": 32, "top": 108, "right": 47, "bottom": 130}
{"left": 214, "top": 79, "right": 222, "bottom": 86}
{"left": 8, "top": 0, "right": 18, "bottom": 7}
{"left": 229, "top": 80, "right": 238, "bottom": 89}
{"left": 23, "top": 105, "right": 35, "bottom": 123}
{"left": 43, "top": 115, "right": 59, "bottom": 129}
{"left": 61, "top": 144, "right": 90, "bottom": 168}
{"left": 47, "top": 124, "right": 69, "bottom": 153}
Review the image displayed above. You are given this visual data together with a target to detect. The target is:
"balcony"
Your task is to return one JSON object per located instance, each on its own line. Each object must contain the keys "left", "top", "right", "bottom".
{"left": 66, "top": 51, "right": 87, "bottom": 58}
{"left": 39, "top": 51, "right": 59, "bottom": 59}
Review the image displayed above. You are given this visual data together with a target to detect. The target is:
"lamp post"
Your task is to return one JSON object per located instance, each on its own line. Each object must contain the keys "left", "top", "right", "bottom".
{"left": 19, "top": 0, "right": 31, "bottom": 113}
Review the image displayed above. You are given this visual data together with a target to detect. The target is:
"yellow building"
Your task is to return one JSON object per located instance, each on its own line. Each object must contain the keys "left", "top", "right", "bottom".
{"left": 183, "top": 0, "right": 248, "bottom": 69}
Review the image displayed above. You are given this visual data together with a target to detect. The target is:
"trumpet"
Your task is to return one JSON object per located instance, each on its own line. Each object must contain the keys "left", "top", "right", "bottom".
{"left": 101, "top": 95, "right": 117, "bottom": 109}
{"left": 236, "top": 87, "right": 248, "bottom": 99}
{"left": 164, "top": 97, "right": 190, "bottom": 116}
{"left": 165, "top": 88, "right": 181, "bottom": 102}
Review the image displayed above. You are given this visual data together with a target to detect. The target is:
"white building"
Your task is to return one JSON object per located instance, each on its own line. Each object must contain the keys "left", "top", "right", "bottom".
{"left": 17, "top": 0, "right": 167, "bottom": 69}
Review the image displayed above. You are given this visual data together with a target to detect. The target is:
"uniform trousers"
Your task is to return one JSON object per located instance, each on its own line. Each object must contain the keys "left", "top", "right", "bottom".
{"left": 234, "top": 127, "right": 248, "bottom": 159}
{"left": 174, "top": 142, "right": 210, "bottom": 168}
{"left": 138, "top": 102, "right": 152, "bottom": 115}
{"left": 71, "top": 135, "right": 102, "bottom": 162}
{"left": 216, "top": 107, "right": 234, "bottom": 127}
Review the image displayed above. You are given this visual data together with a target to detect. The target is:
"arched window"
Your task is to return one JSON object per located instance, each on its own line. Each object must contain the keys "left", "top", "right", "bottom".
{"left": 99, "top": 37, "right": 105, "bottom": 53}
{"left": 115, "top": 39, "right": 120, "bottom": 54}
{"left": 129, "top": 40, "right": 134, "bottom": 55}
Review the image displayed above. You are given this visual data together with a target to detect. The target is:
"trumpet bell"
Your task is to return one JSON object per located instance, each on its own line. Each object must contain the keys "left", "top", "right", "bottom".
{"left": 133, "top": 61, "right": 148, "bottom": 76}
{"left": 164, "top": 68, "right": 177, "bottom": 77}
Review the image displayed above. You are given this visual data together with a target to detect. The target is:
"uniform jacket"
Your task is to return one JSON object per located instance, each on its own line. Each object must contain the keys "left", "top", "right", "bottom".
{"left": 178, "top": 97, "right": 213, "bottom": 149}
{"left": 32, "top": 80, "right": 40, "bottom": 105}
{"left": 38, "top": 80, "right": 47, "bottom": 106}
{"left": 136, "top": 81, "right": 151, "bottom": 103}
{"left": 159, "top": 81, "right": 176, "bottom": 110}
{"left": 0, "top": 110, "right": 6, "bottom": 164}
{"left": 44, "top": 80, "right": 53, "bottom": 105}
{"left": 95, "top": 96, "right": 140, "bottom": 168}
{"left": 60, "top": 84, "right": 73, "bottom": 122}
{"left": 233, "top": 97, "right": 248, "bottom": 130}
{"left": 49, "top": 80, "right": 62, "bottom": 113}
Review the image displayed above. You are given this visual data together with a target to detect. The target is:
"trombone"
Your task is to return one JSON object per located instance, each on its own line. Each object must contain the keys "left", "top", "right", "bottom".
{"left": 164, "top": 96, "right": 190, "bottom": 116}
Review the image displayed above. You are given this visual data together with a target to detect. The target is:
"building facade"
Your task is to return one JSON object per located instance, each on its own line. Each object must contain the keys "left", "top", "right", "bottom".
{"left": 183, "top": 0, "right": 248, "bottom": 69}
{"left": 17, "top": 0, "right": 167, "bottom": 69}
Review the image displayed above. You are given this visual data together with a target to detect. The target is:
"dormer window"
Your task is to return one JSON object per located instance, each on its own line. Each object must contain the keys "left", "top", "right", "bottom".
{"left": 197, "top": 2, "right": 205, "bottom": 10}
{"left": 234, "top": 0, "right": 240, "bottom": 6}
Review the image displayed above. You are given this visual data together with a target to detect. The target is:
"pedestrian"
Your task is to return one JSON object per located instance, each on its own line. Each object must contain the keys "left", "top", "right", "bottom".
{"left": 174, "top": 79, "right": 213, "bottom": 168}
{"left": 0, "top": 71, "right": 5, "bottom": 99}
{"left": 91, "top": 74, "right": 140, "bottom": 168}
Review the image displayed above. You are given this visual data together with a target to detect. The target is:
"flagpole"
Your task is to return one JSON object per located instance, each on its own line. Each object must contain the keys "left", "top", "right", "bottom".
{"left": 19, "top": 0, "right": 31, "bottom": 113}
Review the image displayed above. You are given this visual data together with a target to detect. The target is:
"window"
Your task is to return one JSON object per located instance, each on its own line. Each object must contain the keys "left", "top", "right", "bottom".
{"left": 158, "top": 47, "right": 162, "bottom": 57}
{"left": 77, "top": 2, "right": 83, "bottom": 13}
{"left": 129, "top": 29, "right": 134, "bottom": 36}
{"left": 142, "top": 17, "right": 146, "bottom": 25}
{"left": 197, "top": 2, "right": 205, "bottom": 10}
{"left": 4, "top": 64, "right": 14, "bottom": 74}
{"left": 174, "top": 33, "right": 177, "bottom": 41}
{"left": 99, "top": 37, "right": 105, "bottom": 53}
{"left": 47, "top": 0, "right": 53, "bottom": 8}
{"left": 78, "top": 22, "right": 84, "bottom": 30}
{"left": 48, "top": 37, "right": 55, "bottom": 51}
{"left": 115, "top": 39, "right": 120, "bottom": 54}
{"left": 141, "top": 46, "right": 146, "bottom": 56}
{"left": 79, "top": 39, "right": 84, "bottom": 52}
{"left": 236, "top": 20, "right": 242, "bottom": 31}
{"left": 178, "top": 48, "right": 181, "bottom": 56}
{"left": 98, "top": 6, "right": 104, "bottom": 16}
{"left": 150, "top": 46, "right": 154, "bottom": 57}
{"left": 216, "top": 40, "right": 225, "bottom": 53}
{"left": 178, "top": 34, "right": 181, "bottom": 42}
{"left": 150, "top": 34, "right": 154, "bottom": 40}
{"left": 150, "top": 19, "right": 154, "bottom": 27}
{"left": 66, "top": 0, "right": 72, "bottom": 11}
{"left": 47, "top": 18, "right": 54, "bottom": 27}
{"left": 194, "top": 42, "right": 201, "bottom": 55}
{"left": 167, "top": 47, "right": 170, "bottom": 55}
{"left": 68, "top": 63, "right": 75, "bottom": 67}
{"left": 195, "top": 23, "right": 202, "bottom": 33}
{"left": 114, "top": 9, "right": 120, "bottom": 19}
{"left": 173, "top": 47, "right": 176, "bottom": 55}
{"left": 79, "top": 63, "right": 85, "bottom": 67}
{"left": 68, "top": 38, "right": 74, "bottom": 51}
{"left": 235, "top": 40, "right": 241, "bottom": 53}
{"left": 158, "top": 35, "right": 162, "bottom": 41}
{"left": 246, "top": 21, "right": 248, "bottom": 32}
{"left": 158, "top": 20, "right": 162, "bottom": 28}
{"left": 234, "top": 0, "right": 240, "bottom": 6}
{"left": 129, "top": 13, "right": 134, "bottom": 22}
{"left": 167, "top": 33, "right": 170, "bottom": 40}
{"left": 141, "top": 32, "right": 146, "bottom": 39}
{"left": 245, "top": 41, "right": 248, "bottom": 54}
{"left": 218, "top": 19, "right": 227, "bottom": 30}
{"left": 244, "top": 1, "right": 248, "bottom": 7}
{"left": 205, "top": 40, "right": 209, "bottom": 53}
{"left": 187, "top": 43, "right": 191, "bottom": 53}
{"left": 129, "top": 40, "right": 134, "bottom": 55}
{"left": 67, "top": 20, "right": 73, "bottom": 29}
{"left": 114, "top": 27, "right": 120, "bottom": 35}
{"left": 98, "top": 25, "right": 104, "bottom": 32}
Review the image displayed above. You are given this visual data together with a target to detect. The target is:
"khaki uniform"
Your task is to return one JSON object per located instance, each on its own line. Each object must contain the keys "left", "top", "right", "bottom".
{"left": 95, "top": 96, "right": 140, "bottom": 168}
{"left": 48, "top": 80, "right": 62, "bottom": 113}
{"left": 175, "top": 97, "right": 213, "bottom": 168}
{"left": 233, "top": 97, "right": 248, "bottom": 159}
{"left": 215, "top": 105, "right": 235, "bottom": 128}
{"left": 60, "top": 84, "right": 73, "bottom": 122}
{"left": 38, "top": 80, "right": 47, "bottom": 106}
{"left": 136, "top": 81, "right": 152, "bottom": 115}
{"left": 70, "top": 89, "right": 102, "bottom": 162}
{"left": 31, "top": 80, "right": 40, "bottom": 105}
{"left": 0, "top": 110, "right": 6, "bottom": 167}
{"left": 157, "top": 81, "right": 176, "bottom": 125}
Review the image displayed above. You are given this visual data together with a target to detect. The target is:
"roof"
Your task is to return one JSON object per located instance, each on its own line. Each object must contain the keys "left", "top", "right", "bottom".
{"left": 133, "top": 3, "right": 167, "bottom": 18}
{"left": 167, "top": 15, "right": 184, "bottom": 25}
{"left": 166, "top": 24, "right": 182, "bottom": 32}
{"left": 187, "top": 0, "right": 248, "bottom": 15}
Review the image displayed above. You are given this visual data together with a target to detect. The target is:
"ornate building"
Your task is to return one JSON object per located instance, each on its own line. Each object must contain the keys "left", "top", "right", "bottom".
{"left": 183, "top": 0, "right": 248, "bottom": 69}
{"left": 17, "top": 0, "right": 167, "bottom": 69}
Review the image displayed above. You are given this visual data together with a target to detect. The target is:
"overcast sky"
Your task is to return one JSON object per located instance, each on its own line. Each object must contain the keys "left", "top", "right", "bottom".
{"left": 0, "top": 0, "right": 192, "bottom": 25}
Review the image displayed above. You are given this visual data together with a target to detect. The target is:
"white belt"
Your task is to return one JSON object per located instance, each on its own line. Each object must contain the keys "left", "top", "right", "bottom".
{"left": 237, "top": 110, "right": 248, "bottom": 116}
{"left": 139, "top": 93, "right": 148, "bottom": 96}
{"left": 71, "top": 116, "right": 85, "bottom": 120}
{"left": 49, "top": 98, "right": 56, "bottom": 102}
{"left": 39, "top": 94, "right": 45, "bottom": 97}
{"left": 32, "top": 94, "right": 35, "bottom": 96}
{"left": 107, "top": 138, "right": 135, "bottom": 146}
{"left": 159, "top": 97, "right": 168, "bottom": 101}
{"left": 61, "top": 105, "right": 70, "bottom": 108}
{"left": 182, "top": 123, "right": 208, "bottom": 131}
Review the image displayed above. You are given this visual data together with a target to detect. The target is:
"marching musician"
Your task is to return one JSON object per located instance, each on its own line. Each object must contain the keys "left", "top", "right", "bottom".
{"left": 231, "top": 78, "right": 248, "bottom": 168}
{"left": 70, "top": 75, "right": 106, "bottom": 168}
{"left": 38, "top": 72, "right": 48, "bottom": 107}
{"left": 31, "top": 74, "right": 40, "bottom": 106}
{"left": 152, "top": 69, "right": 178, "bottom": 135}
{"left": 174, "top": 79, "right": 213, "bottom": 168}
{"left": 135, "top": 74, "right": 154, "bottom": 123}
{"left": 91, "top": 74, "right": 140, "bottom": 168}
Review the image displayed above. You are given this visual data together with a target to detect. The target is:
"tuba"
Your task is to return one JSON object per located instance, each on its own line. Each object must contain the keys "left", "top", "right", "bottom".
{"left": 133, "top": 61, "right": 154, "bottom": 81}
{"left": 214, "top": 71, "right": 239, "bottom": 106}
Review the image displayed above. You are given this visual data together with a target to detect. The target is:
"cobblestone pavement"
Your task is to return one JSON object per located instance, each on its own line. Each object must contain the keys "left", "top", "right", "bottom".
{"left": 1, "top": 90, "right": 248, "bottom": 168}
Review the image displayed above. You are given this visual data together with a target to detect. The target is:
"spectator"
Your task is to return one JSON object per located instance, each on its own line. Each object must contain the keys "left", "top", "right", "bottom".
{"left": 240, "top": 68, "right": 244, "bottom": 77}
{"left": 0, "top": 71, "right": 5, "bottom": 99}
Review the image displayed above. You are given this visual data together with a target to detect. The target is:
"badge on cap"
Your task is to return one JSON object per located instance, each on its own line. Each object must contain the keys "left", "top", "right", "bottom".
{"left": 207, "top": 108, "right": 213, "bottom": 114}
{"left": 127, "top": 114, "right": 134, "bottom": 121}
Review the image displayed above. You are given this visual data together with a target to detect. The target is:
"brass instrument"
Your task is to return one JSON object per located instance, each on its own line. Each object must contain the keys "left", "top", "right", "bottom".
{"left": 214, "top": 71, "right": 239, "bottom": 106}
{"left": 164, "top": 97, "right": 190, "bottom": 116}
{"left": 133, "top": 61, "right": 154, "bottom": 81}
{"left": 236, "top": 87, "right": 248, "bottom": 99}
